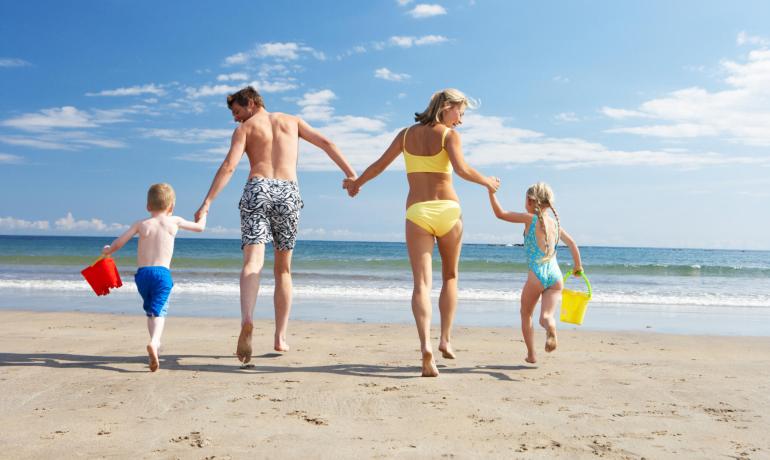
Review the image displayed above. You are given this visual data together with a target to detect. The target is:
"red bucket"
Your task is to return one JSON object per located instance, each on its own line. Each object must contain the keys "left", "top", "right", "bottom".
{"left": 81, "top": 256, "right": 123, "bottom": 296}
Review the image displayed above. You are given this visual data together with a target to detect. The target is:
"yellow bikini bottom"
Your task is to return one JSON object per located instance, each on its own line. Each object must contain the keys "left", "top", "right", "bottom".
{"left": 405, "top": 200, "right": 462, "bottom": 237}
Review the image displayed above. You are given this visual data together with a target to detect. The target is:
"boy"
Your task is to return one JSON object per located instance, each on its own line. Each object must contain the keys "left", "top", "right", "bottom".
{"left": 102, "top": 183, "right": 206, "bottom": 371}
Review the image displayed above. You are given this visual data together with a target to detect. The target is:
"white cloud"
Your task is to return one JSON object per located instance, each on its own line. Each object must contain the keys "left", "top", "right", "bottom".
{"left": 0, "top": 153, "right": 23, "bottom": 164}
{"left": 0, "top": 58, "right": 31, "bottom": 68}
{"left": 186, "top": 79, "right": 297, "bottom": 98}
{"left": 297, "top": 89, "right": 337, "bottom": 122}
{"left": 224, "top": 42, "right": 325, "bottom": 65}
{"left": 86, "top": 84, "right": 165, "bottom": 97}
{"left": 141, "top": 128, "right": 231, "bottom": 144}
{"left": 389, "top": 35, "right": 449, "bottom": 48}
{"left": 54, "top": 212, "right": 128, "bottom": 232}
{"left": 552, "top": 75, "right": 570, "bottom": 84}
{"left": 408, "top": 4, "right": 447, "bottom": 18}
{"left": 0, "top": 216, "right": 49, "bottom": 231}
{"left": 375, "top": 67, "right": 411, "bottom": 82}
{"left": 737, "top": 31, "right": 769, "bottom": 47}
{"left": 555, "top": 112, "right": 580, "bottom": 122}
{"left": 298, "top": 89, "right": 337, "bottom": 107}
{"left": 2, "top": 106, "right": 97, "bottom": 131}
{"left": 396, "top": 0, "right": 413, "bottom": 5}
{"left": 216, "top": 72, "right": 249, "bottom": 81}
{"left": 602, "top": 41, "right": 770, "bottom": 146}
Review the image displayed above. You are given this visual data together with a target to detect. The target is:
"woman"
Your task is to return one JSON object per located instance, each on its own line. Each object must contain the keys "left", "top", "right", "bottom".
{"left": 344, "top": 89, "right": 500, "bottom": 376}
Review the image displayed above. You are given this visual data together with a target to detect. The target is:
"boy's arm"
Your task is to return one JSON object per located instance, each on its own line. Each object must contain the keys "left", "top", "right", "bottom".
{"left": 344, "top": 130, "right": 403, "bottom": 197}
{"left": 102, "top": 221, "right": 140, "bottom": 255}
{"left": 195, "top": 127, "right": 246, "bottom": 221}
{"left": 175, "top": 214, "right": 207, "bottom": 233}
{"left": 297, "top": 117, "right": 357, "bottom": 179}
{"left": 559, "top": 227, "right": 583, "bottom": 275}
{"left": 488, "top": 190, "right": 531, "bottom": 224}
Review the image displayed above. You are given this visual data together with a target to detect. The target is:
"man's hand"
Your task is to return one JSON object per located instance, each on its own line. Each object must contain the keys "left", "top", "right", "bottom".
{"left": 195, "top": 203, "right": 210, "bottom": 222}
{"left": 343, "top": 177, "right": 360, "bottom": 197}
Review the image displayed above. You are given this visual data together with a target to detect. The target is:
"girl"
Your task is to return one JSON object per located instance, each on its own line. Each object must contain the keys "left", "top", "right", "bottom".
{"left": 488, "top": 183, "right": 582, "bottom": 364}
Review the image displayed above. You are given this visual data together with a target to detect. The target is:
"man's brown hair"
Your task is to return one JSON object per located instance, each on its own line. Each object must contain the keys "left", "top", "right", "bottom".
{"left": 227, "top": 86, "right": 264, "bottom": 110}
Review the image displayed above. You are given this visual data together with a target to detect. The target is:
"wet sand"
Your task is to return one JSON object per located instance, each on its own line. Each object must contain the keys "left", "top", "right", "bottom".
{"left": 0, "top": 310, "right": 768, "bottom": 459}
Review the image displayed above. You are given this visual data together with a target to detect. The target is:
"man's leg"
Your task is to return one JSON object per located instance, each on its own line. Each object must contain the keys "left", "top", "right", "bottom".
{"left": 273, "top": 249, "right": 293, "bottom": 352}
{"left": 237, "top": 243, "right": 265, "bottom": 363}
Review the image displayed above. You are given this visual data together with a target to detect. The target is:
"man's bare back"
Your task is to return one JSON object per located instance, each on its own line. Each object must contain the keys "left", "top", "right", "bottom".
{"left": 238, "top": 111, "right": 301, "bottom": 181}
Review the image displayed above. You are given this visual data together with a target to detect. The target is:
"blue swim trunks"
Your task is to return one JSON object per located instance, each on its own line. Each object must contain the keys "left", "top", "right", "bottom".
{"left": 134, "top": 266, "right": 173, "bottom": 317}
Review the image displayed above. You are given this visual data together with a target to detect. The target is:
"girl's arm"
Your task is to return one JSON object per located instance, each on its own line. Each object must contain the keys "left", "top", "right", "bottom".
{"left": 559, "top": 227, "right": 583, "bottom": 275}
{"left": 488, "top": 190, "right": 532, "bottom": 224}
{"left": 344, "top": 130, "right": 405, "bottom": 197}
{"left": 445, "top": 130, "right": 499, "bottom": 192}
{"left": 175, "top": 214, "right": 207, "bottom": 233}
{"left": 102, "top": 221, "right": 140, "bottom": 255}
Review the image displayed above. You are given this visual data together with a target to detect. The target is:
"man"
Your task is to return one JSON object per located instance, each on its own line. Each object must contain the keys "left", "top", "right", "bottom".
{"left": 195, "top": 86, "right": 356, "bottom": 364}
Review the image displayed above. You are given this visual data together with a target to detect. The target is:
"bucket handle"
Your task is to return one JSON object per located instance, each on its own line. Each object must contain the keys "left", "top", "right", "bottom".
{"left": 563, "top": 270, "right": 592, "bottom": 299}
{"left": 89, "top": 254, "right": 109, "bottom": 266}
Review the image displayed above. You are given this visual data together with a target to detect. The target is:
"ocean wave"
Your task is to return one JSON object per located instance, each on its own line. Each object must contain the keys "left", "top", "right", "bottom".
{"left": 1, "top": 279, "right": 768, "bottom": 308}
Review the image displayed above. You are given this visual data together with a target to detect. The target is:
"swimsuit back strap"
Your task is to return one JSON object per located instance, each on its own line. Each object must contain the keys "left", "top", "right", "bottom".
{"left": 402, "top": 127, "right": 410, "bottom": 152}
{"left": 441, "top": 127, "right": 450, "bottom": 149}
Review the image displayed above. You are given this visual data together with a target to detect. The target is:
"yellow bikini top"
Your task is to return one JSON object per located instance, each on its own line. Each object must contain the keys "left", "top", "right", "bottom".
{"left": 402, "top": 127, "right": 453, "bottom": 174}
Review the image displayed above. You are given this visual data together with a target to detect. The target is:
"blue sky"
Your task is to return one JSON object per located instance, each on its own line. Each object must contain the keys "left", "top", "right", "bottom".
{"left": 1, "top": 1, "right": 769, "bottom": 249}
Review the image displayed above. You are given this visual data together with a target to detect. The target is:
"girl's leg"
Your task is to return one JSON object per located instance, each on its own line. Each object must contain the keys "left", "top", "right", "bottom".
{"left": 540, "top": 281, "right": 563, "bottom": 352}
{"left": 436, "top": 219, "right": 463, "bottom": 359}
{"left": 520, "top": 272, "right": 543, "bottom": 363}
{"left": 406, "top": 220, "right": 438, "bottom": 377}
{"left": 146, "top": 316, "right": 165, "bottom": 372}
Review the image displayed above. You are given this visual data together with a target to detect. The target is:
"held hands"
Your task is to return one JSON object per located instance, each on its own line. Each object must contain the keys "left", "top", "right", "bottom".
{"left": 342, "top": 176, "right": 360, "bottom": 197}
{"left": 194, "top": 203, "right": 209, "bottom": 222}
{"left": 486, "top": 176, "right": 501, "bottom": 193}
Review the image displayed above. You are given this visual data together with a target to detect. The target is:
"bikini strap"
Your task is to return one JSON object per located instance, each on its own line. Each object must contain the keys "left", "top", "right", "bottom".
{"left": 441, "top": 127, "right": 450, "bottom": 149}
{"left": 402, "top": 127, "right": 410, "bottom": 152}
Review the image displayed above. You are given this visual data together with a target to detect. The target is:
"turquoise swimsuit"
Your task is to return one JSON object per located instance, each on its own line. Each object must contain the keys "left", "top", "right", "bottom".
{"left": 524, "top": 215, "right": 562, "bottom": 289}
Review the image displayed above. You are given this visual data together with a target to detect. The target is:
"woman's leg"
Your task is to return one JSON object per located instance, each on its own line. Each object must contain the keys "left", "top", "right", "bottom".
{"left": 406, "top": 220, "right": 439, "bottom": 377}
{"left": 521, "top": 272, "right": 543, "bottom": 363}
{"left": 436, "top": 219, "right": 463, "bottom": 359}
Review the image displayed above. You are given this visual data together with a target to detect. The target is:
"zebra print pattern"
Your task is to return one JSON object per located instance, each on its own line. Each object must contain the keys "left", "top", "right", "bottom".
{"left": 239, "top": 177, "right": 303, "bottom": 250}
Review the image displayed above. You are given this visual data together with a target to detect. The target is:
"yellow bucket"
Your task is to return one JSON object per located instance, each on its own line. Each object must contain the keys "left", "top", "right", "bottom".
{"left": 560, "top": 270, "right": 592, "bottom": 325}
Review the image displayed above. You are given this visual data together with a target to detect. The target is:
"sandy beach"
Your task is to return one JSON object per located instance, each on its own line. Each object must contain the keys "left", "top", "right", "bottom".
{"left": 0, "top": 310, "right": 768, "bottom": 459}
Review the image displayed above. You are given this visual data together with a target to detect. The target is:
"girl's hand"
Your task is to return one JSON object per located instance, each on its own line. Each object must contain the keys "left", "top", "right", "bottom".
{"left": 573, "top": 267, "right": 583, "bottom": 276}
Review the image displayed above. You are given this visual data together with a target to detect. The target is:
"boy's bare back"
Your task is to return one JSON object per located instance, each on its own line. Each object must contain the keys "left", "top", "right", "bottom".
{"left": 135, "top": 215, "right": 182, "bottom": 268}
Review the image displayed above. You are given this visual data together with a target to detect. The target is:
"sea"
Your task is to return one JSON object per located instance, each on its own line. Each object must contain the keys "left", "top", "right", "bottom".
{"left": 1, "top": 235, "right": 769, "bottom": 336}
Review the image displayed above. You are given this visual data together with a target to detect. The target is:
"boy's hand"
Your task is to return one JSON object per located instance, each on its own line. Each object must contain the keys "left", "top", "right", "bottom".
{"left": 101, "top": 245, "right": 112, "bottom": 256}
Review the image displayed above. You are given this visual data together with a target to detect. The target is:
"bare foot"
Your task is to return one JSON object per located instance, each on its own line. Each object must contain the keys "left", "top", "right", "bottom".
{"left": 545, "top": 331, "right": 558, "bottom": 353}
{"left": 274, "top": 337, "right": 290, "bottom": 352}
{"left": 438, "top": 343, "right": 456, "bottom": 359}
{"left": 146, "top": 344, "right": 159, "bottom": 372}
{"left": 525, "top": 355, "right": 537, "bottom": 364}
{"left": 236, "top": 323, "right": 254, "bottom": 364}
{"left": 421, "top": 351, "right": 439, "bottom": 377}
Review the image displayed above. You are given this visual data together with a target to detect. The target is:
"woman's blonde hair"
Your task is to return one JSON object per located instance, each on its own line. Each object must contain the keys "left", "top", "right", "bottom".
{"left": 147, "top": 183, "right": 176, "bottom": 211}
{"left": 414, "top": 88, "right": 478, "bottom": 125}
{"left": 526, "top": 182, "right": 560, "bottom": 262}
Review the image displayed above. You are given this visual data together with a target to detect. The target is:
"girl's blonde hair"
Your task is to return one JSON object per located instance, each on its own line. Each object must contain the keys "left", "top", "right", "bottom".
{"left": 147, "top": 183, "right": 176, "bottom": 211}
{"left": 526, "top": 182, "right": 560, "bottom": 262}
{"left": 414, "top": 88, "right": 478, "bottom": 125}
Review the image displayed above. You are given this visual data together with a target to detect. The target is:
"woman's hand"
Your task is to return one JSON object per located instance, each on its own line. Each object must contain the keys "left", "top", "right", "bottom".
{"left": 343, "top": 177, "right": 361, "bottom": 197}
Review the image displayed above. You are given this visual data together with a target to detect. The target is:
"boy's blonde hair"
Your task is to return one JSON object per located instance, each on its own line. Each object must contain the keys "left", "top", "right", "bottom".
{"left": 414, "top": 88, "right": 478, "bottom": 125}
{"left": 147, "top": 183, "right": 175, "bottom": 211}
{"left": 526, "top": 182, "right": 560, "bottom": 262}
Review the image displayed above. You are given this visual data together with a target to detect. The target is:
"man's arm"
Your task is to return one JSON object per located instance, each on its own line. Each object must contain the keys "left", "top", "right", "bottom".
{"left": 195, "top": 127, "right": 246, "bottom": 221}
{"left": 102, "top": 221, "right": 140, "bottom": 255}
{"left": 297, "top": 117, "right": 357, "bottom": 178}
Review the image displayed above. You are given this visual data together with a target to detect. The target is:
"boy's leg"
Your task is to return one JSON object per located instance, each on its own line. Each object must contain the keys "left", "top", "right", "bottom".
{"left": 520, "top": 273, "right": 542, "bottom": 363}
{"left": 146, "top": 316, "right": 165, "bottom": 372}
{"left": 540, "top": 283, "right": 562, "bottom": 352}
{"left": 436, "top": 220, "right": 463, "bottom": 359}
{"left": 406, "top": 220, "right": 439, "bottom": 377}
{"left": 238, "top": 244, "right": 266, "bottom": 363}
{"left": 273, "top": 249, "right": 293, "bottom": 352}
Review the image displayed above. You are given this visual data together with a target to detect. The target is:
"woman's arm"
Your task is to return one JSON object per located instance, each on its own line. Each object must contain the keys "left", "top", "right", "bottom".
{"left": 488, "top": 190, "right": 532, "bottom": 224}
{"left": 445, "top": 130, "right": 499, "bottom": 192}
{"left": 559, "top": 228, "right": 583, "bottom": 275}
{"left": 344, "top": 130, "right": 405, "bottom": 197}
